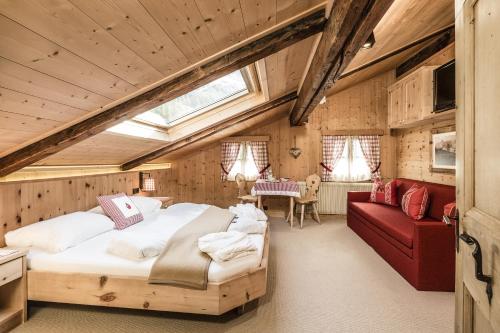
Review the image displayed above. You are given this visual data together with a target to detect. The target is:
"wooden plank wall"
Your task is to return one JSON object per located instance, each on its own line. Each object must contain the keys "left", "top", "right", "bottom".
{"left": 0, "top": 168, "right": 173, "bottom": 246}
{"left": 395, "top": 44, "right": 455, "bottom": 186}
{"left": 162, "top": 71, "right": 397, "bottom": 209}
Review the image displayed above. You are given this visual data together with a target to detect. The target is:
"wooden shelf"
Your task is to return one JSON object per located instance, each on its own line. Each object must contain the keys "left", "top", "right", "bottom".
{"left": 391, "top": 109, "right": 455, "bottom": 130}
{"left": 0, "top": 307, "right": 23, "bottom": 332}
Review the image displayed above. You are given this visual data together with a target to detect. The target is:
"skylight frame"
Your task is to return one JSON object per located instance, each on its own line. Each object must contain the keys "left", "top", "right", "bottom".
{"left": 133, "top": 66, "right": 258, "bottom": 129}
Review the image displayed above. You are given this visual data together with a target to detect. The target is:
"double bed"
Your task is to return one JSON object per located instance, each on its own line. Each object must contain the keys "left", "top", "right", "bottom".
{"left": 10, "top": 202, "right": 269, "bottom": 315}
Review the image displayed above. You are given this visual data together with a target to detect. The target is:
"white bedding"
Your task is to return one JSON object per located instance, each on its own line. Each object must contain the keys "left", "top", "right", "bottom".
{"left": 27, "top": 203, "right": 265, "bottom": 282}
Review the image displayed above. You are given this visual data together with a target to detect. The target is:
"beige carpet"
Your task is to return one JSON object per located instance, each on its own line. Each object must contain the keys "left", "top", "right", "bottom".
{"left": 13, "top": 216, "right": 454, "bottom": 333}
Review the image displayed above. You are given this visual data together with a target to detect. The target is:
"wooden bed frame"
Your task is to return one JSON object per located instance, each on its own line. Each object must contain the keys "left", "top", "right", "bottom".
{"left": 26, "top": 228, "right": 269, "bottom": 316}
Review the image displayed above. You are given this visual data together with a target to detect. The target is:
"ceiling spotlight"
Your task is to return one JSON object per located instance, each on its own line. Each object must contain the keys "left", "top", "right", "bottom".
{"left": 319, "top": 96, "right": 327, "bottom": 105}
{"left": 362, "top": 33, "right": 376, "bottom": 49}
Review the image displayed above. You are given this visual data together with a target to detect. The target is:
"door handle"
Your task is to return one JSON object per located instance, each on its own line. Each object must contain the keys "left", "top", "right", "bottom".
{"left": 459, "top": 233, "right": 493, "bottom": 304}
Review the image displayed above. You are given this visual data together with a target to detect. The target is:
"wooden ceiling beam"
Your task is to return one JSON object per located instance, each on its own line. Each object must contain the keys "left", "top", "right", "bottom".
{"left": 338, "top": 25, "right": 454, "bottom": 80}
{"left": 121, "top": 92, "right": 297, "bottom": 171}
{"left": 0, "top": 10, "right": 326, "bottom": 177}
{"left": 289, "top": 0, "right": 395, "bottom": 126}
{"left": 395, "top": 29, "right": 455, "bottom": 78}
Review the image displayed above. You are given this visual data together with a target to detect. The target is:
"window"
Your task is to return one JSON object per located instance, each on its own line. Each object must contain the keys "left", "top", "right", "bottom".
{"left": 228, "top": 143, "right": 259, "bottom": 181}
{"left": 134, "top": 70, "right": 249, "bottom": 127}
{"left": 332, "top": 137, "right": 371, "bottom": 182}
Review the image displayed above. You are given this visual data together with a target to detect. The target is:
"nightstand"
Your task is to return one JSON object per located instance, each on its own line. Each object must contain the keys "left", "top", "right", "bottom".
{"left": 153, "top": 197, "right": 174, "bottom": 208}
{"left": 0, "top": 249, "right": 27, "bottom": 333}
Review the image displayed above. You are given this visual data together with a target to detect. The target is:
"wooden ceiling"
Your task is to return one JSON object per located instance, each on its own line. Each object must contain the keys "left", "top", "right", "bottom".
{"left": 329, "top": 0, "right": 454, "bottom": 93}
{"left": 0, "top": 0, "right": 455, "bottom": 170}
{"left": 0, "top": 0, "right": 323, "bottom": 161}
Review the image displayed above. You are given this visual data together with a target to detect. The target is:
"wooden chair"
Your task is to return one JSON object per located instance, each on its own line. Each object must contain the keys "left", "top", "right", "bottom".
{"left": 288, "top": 174, "right": 321, "bottom": 228}
{"left": 235, "top": 173, "right": 258, "bottom": 205}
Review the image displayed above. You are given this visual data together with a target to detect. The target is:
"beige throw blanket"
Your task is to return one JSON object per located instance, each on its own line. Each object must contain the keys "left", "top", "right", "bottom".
{"left": 148, "top": 206, "right": 235, "bottom": 289}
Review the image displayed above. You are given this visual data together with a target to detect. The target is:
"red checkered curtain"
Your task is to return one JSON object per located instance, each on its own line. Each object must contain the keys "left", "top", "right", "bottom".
{"left": 249, "top": 141, "right": 272, "bottom": 179}
{"left": 321, "top": 135, "right": 346, "bottom": 181}
{"left": 358, "top": 135, "right": 381, "bottom": 180}
{"left": 220, "top": 142, "right": 241, "bottom": 181}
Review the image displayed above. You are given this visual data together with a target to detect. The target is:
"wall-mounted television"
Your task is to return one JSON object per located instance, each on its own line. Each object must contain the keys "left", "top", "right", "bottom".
{"left": 433, "top": 60, "right": 456, "bottom": 112}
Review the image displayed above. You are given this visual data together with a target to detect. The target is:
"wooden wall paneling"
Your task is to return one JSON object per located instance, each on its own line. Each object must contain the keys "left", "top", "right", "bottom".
{"left": 0, "top": 15, "right": 135, "bottom": 100}
{"left": 0, "top": 0, "right": 163, "bottom": 86}
{"left": 0, "top": 57, "right": 109, "bottom": 111}
{"left": 0, "top": 169, "right": 177, "bottom": 247}
{"left": 68, "top": 0, "right": 189, "bottom": 77}
{"left": 156, "top": 71, "right": 397, "bottom": 209}
{"left": 395, "top": 119, "right": 455, "bottom": 186}
{"left": 394, "top": 43, "right": 455, "bottom": 185}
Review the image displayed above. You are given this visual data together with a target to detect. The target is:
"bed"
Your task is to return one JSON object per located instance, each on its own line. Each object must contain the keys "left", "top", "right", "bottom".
{"left": 17, "top": 203, "right": 269, "bottom": 315}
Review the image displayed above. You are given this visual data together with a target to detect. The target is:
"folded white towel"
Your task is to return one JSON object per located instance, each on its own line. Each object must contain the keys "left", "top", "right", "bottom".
{"left": 228, "top": 217, "right": 267, "bottom": 234}
{"left": 229, "top": 204, "right": 268, "bottom": 221}
{"left": 198, "top": 231, "right": 257, "bottom": 263}
{"left": 107, "top": 231, "right": 166, "bottom": 260}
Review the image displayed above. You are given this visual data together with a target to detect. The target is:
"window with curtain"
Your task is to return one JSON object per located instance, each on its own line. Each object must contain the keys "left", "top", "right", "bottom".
{"left": 331, "top": 137, "right": 372, "bottom": 182}
{"left": 227, "top": 143, "right": 260, "bottom": 181}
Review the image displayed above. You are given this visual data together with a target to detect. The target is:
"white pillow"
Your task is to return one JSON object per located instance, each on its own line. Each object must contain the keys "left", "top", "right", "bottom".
{"left": 129, "top": 196, "right": 162, "bottom": 215}
{"left": 88, "top": 196, "right": 162, "bottom": 216}
{"left": 5, "top": 212, "right": 115, "bottom": 253}
{"left": 87, "top": 205, "right": 105, "bottom": 215}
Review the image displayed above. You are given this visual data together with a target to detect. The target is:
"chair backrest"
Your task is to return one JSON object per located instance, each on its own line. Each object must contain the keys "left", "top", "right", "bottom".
{"left": 235, "top": 173, "right": 248, "bottom": 196}
{"left": 303, "top": 174, "right": 321, "bottom": 201}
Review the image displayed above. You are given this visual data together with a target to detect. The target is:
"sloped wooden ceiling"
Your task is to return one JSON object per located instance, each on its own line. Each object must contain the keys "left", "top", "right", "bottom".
{"left": 0, "top": 0, "right": 455, "bottom": 171}
{"left": 0, "top": 0, "right": 324, "bottom": 162}
{"left": 329, "top": 0, "right": 454, "bottom": 93}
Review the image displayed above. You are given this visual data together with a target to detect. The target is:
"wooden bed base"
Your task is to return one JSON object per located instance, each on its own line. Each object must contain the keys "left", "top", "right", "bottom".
{"left": 27, "top": 229, "right": 269, "bottom": 316}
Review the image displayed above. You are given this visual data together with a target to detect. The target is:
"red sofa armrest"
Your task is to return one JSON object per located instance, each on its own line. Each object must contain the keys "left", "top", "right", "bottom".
{"left": 413, "top": 221, "right": 456, "bottom": 290}
{"left": 347, "top": 191, "right": 371, "bottom": 203}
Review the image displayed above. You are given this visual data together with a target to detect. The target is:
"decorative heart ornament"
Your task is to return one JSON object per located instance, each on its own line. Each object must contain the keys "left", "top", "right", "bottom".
{"left": 289, "top": 147, "right": 302, "bottom": 159}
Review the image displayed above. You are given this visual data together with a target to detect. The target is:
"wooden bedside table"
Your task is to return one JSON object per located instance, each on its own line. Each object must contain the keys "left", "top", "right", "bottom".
{"left": 153, "top": 197, "right": 174, "bottom": 208}
{"left": 0, "top": 249, "right": 27, "bottom": 333}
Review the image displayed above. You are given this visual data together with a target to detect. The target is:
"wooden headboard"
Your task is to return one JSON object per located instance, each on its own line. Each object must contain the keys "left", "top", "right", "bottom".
{"left": 0, "top": 169, "right": 173, "bottom": 247}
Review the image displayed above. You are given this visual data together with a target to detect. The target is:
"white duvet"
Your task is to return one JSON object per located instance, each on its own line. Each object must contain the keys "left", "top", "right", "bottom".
{"left": 27, "top": 203, "right": 265, "bottom": 282}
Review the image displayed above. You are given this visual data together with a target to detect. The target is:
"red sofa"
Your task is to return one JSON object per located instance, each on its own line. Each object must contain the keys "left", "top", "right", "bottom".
{"left": 347, "top": 178, "right": 455, "bottom": 291}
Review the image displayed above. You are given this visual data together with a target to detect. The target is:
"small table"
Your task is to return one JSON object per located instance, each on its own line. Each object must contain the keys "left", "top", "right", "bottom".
{"left": 251, "top": 180, "right": 301, "bottom": 228}
{"left": 0, "top": 249, "right": 27, "bottom": 332}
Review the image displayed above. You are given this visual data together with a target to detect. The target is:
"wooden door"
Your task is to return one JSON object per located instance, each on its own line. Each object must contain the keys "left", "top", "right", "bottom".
{"left": 403, "top": 75, "right": 421, "bottom": 124}
{"left": 455, "top": 0, "right": 500, "bottom": 332}
{"left": 388, "top": 82, "right": 403, "bottom": 127}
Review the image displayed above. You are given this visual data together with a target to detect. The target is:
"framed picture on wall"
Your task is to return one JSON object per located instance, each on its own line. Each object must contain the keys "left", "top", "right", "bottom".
{"left": 430, "top": 130, "right": 456, "bottom": 173}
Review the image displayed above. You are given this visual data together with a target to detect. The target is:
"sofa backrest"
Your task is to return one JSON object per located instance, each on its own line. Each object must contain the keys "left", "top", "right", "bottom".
{"left": 396, "top": 178, "right": 456, "bottom": 220}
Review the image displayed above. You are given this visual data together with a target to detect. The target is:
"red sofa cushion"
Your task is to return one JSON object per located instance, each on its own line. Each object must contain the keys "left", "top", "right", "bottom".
{"left": 349, "top": 202, "right": 440, "bottom": 249}
{"left": 370, "top": 179, "right": 398, "bottom": 206}
{"left": 396, "top": 179, "right": 455, "bottom": 220}
{"left": 402, "top": 184, "right": 429, "bottom": 220}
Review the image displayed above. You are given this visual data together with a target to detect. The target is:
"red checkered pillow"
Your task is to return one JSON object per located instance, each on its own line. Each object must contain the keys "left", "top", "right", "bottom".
{"left": 401, "top": 184, "right": 429, "bottom": 220}
{"left": 370, "top": 179, "right": 398, "bottom": 206}
{"left": 97, "top": 193, "right": 143, "bottom": 229}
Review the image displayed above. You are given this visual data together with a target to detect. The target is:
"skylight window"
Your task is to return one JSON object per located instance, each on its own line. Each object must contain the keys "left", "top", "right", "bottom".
{"left": 134, "top": 70, "right": 249, "bottom": 127}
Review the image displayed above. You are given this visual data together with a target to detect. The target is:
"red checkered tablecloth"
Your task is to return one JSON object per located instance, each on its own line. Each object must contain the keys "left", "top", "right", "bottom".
{"left": 251, "top": 180, "right": 300, "bottom": 198}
